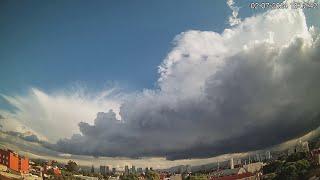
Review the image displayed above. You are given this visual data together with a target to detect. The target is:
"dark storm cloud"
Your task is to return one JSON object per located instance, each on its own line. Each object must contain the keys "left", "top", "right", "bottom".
{"left": 3, "top": 131, "right": 41, "bottom": 143}
{"left": 53, "top": 37, "right": 320, "bottom": 159}
{"left": 51, "top": 10, "right": 320, "bottom": 159}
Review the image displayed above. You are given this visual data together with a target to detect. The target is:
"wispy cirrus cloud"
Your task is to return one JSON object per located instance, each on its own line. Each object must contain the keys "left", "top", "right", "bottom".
{"left": 0, "top": 87, "right": 122, "bottom": 142}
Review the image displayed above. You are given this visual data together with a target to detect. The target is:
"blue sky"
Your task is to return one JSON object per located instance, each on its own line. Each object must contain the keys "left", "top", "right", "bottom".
{"left": 1, "top": 0, "right": 318, "bottom": 95}
{"left": 0, "top": 0, "right": 260, "bottom": 95}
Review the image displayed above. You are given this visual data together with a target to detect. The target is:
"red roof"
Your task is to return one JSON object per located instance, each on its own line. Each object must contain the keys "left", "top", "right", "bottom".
{"left": 210, "top": 172, "right": 255, "bottom": 180}
{"left": 312, "top": 149, "right": 320, "bottom": 155}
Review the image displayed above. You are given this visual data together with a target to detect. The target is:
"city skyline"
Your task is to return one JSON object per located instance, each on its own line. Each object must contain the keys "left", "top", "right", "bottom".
{"left": 1, "top": 0, "right": 320, "bottom": 169}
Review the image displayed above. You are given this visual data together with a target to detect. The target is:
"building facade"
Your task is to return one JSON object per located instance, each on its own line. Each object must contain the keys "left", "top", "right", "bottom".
{"left": 0, "top": 149, "right": 29, "bottom": 174}
{"left": 100, "top": 165, "right": 107, "bottom": 175}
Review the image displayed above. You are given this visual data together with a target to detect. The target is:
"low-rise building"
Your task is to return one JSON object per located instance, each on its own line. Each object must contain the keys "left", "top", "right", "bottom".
{"left": 30, "top": 165, "right": 43, "bottom": 178}
{"left": 44, "top": 164, "right": 61, "bottom": 176}
{"left": 210, "top": 167, "right": 262, "bottom": 180}
{"left": 211, "top": 167, "right": 247, "bottom": 178}
{"left": 137, "top": 167, "right": 143, "bottom": 173}
{"left": 52, "top": 166, "right": 61, "bottom": 176}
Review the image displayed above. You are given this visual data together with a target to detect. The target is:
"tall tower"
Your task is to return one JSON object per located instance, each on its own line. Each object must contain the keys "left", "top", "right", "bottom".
{"left": 230, "top": 158, "right": 234, "bottom": 169}
{"left": 125, "top": 165, "right": 129, "bottom": 174}
{"left": 266, "top": 151, "right": 271, "bottom": 160}
{"left": 106, "top": 166, "right": 110, "bottom": 173}
{"left": 131, "top": 165, "right": 136, "bottom": 173}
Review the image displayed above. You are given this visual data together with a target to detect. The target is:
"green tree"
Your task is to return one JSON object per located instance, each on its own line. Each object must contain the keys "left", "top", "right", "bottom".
{"left": 121, "top": 173, "right": 139, "bottom": 180}
{"left": 276, "top": 162, "right": 299, "bottom": 180}
{"left": 286, "top": 152, "right": 307, "bottom": 162}
{"left": 263, "top": 160, "right": 284, "bottom": 174}
{"left": 32, "top": 159, "right": 47, "bottom": 166}
{"left": 295, "top": 159, "right": 310, "bottom": 177}
{"left": 65, "top": 160, "right": 79, "bottom": 172}
{"left": 145, "top": 170, "right": 160, "bottom": 180}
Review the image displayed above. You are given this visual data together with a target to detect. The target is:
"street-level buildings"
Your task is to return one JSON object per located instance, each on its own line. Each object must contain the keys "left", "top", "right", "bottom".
{"left": 100, "top": 165, "right": 107, "bottom": 175}
{"left": 0, "top": 149, "right": 29, "bottom": 174}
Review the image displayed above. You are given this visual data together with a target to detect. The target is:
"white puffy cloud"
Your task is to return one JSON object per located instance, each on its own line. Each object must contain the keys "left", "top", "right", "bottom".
{"left": 158, "top": 9, "right": 310, "bottom": 99}
{"left": 226, "top": 0, "right": 241, "bottom": 26}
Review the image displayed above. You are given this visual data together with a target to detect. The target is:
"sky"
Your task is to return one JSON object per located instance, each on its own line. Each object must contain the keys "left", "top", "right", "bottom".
{"left": 1, "top": 0, "right": 320, "bottom": 165}
{"left": 0, "top": 0, "right": 258, "bottom": 140}
{"left": 0, "top": 0, "right": 237, "bottom": 140}
{"left": 0, "top": 0, "right": 233, "bottom": 94}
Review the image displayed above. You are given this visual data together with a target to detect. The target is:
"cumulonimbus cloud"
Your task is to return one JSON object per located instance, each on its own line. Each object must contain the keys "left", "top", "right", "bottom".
{"left": 49, "top": 9, "right": 320, "bottom": 160}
